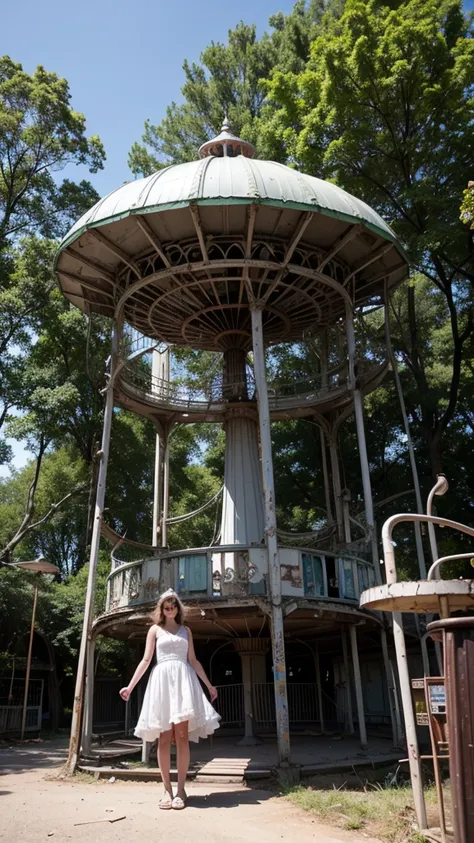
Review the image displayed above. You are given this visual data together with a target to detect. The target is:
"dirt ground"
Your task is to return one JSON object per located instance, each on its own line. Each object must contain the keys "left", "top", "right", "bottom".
{"left": 0, "top": 739, "right": 380, "bottom": 843}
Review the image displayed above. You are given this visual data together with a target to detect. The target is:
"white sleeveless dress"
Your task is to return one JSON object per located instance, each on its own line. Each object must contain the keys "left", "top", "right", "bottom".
{"left": 134, "top": 625, "right": 220, "bottom": 743}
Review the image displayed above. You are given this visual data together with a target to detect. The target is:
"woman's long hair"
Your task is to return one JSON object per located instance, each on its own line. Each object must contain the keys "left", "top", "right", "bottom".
{"left": 151, "top": 589, "right": 186, "bottom": 626}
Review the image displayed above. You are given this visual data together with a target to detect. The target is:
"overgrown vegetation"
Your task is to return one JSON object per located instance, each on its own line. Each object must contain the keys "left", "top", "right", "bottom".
{"left": 2, "top": 0, "right": 474, "bottom": 700}
{"left": 286, "top": 782, "right": 441, "bottom": 841}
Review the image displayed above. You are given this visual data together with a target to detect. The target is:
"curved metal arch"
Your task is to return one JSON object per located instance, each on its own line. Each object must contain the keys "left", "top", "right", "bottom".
{"left": 179, "top": 302, "right": 293, "bottom": 343}
{"left": 115, "top": 258, "right": 352, "bottom": 326}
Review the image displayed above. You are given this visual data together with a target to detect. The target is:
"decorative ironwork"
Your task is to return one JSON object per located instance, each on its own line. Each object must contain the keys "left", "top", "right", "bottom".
{"left": 115, "top": 234, "right": 354, "bottom": 351}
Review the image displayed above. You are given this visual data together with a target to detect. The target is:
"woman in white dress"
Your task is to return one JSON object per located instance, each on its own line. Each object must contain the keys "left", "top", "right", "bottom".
{"left": 119, "top": 589, "right": 220, "bottom": 809}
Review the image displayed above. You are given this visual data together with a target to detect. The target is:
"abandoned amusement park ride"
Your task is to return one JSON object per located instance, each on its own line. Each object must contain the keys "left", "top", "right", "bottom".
{"left": 53, "top": 122, "right": 474, "bottom": 839}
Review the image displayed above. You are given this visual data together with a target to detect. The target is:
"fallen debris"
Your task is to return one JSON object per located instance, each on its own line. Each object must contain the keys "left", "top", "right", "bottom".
{"left": 73, "top": 816, "right": 126, "bottom": 826}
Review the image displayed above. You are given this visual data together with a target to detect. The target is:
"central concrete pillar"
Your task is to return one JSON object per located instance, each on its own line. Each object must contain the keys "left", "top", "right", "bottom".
{"left": 220, "top": 347, "right": 264, "bottom": 546}
{"left": 234, "top": 638, "right": 270, "bottom": 746}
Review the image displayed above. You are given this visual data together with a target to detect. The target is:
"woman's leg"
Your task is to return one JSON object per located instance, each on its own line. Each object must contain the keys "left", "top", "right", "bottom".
{"left": 157, "top": 728, "right": 173, "bottom": 800}
{"left": 175, "top": 720, "right": 190, "bottom": 799}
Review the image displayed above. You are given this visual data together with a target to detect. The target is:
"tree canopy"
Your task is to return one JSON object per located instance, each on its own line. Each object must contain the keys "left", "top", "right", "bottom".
{"left": 3, "top": 0, "right": 474, "bottom": 704}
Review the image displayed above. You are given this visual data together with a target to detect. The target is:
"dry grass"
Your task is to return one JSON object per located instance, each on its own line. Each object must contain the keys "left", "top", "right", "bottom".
{"left": 285, "top": 783, "right": 440, "bottom": 842}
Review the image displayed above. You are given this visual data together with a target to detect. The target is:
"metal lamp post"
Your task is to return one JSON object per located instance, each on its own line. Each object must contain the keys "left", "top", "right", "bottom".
{"left": 11, "top": 559, "right": 60, "bottom": 741}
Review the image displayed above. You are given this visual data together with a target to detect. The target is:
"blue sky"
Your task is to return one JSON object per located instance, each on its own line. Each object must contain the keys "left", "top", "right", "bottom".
{"left": 2, "top": 0, "right": 474, "bottom": 476}
{"left": 1, "top": 0, "right": 295, "bottom": 476}
{"left": 3, "top": 0, "right": 295, "bottom": 198}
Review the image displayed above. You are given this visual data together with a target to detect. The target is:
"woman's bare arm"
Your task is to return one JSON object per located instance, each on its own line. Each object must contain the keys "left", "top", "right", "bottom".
{"left": 119, "top": 624, "right": 157, "bottom": 700}
{"left": 186, "top": 626, "right": 217, "bottom": 702}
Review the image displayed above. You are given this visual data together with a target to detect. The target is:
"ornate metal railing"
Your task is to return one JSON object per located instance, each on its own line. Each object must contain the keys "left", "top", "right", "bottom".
{"left": 105, "top": 545, "right": 376, "bottom": 613}
{"left": 118, "top": 359, "right": 353, "bottom": 409}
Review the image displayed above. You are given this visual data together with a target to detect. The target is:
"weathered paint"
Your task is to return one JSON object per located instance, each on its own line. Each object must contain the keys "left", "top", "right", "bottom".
{"left": 251, "top": 306, "right": 291, "bottom": 765}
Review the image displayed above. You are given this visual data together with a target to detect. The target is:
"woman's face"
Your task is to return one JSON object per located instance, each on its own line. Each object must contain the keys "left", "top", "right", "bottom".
{"left": 163, "top": 599, "right": 178, "bottom": 620}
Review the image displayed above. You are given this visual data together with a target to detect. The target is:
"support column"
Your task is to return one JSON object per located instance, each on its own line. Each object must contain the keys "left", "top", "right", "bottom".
{"left": 341, "top": 628, "right": 354, "bottom": 734}
{"left": 152, "top": 432, "right": 162, "bottom": 548}
{"left": 392, "top": 612, "right": 428, "bottom": 829}
{"left": 349, "top": 625, "right": 368, "bottom": 749}
{"left": 329, "top": 436, "right": 345, "bottom": 543}
{"left": 251, "top": 306, "right": 291, "bottom": 767}
{"left": 234, "top": 639, "right": 269, "bottom": 746}
{"left": 319, "top": 428, "right": 334, "bottom": 527}
{"left": 82, "top": 635, "right": 96, "bottom": 755}
{"left": 380, "top": 627, "right": 402, "bottom": 748}
{"left": 66, "top": 323, "right": 118, "bottom": 775}
{"left": 384, "top": 283, "right": 426, "bottom": 579}
{"left": 161, "top": 427, "right": 171, "bottom": 549}
{"left": 313, "top": 642, "right": 325, "bottom": 734}
{"left": 346, "top": 307, "right": 380, "bottom": 581}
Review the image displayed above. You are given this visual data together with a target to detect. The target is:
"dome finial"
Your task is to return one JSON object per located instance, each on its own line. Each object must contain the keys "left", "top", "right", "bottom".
{"left": 199, "top": 115, "right": 255, "bottom": 160}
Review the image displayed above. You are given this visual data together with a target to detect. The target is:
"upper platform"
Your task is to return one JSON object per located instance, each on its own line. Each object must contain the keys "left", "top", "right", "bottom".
{"left": 55, "top": 132, "right": 408, "bottom": 348}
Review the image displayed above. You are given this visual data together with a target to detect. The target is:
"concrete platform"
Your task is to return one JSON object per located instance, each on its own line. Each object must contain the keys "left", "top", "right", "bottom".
{"left": 81, "top": 734, "right": 401, "bottom": 782}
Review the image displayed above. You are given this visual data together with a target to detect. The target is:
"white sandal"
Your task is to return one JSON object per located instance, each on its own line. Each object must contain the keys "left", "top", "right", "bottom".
{"left": 172, "top": 795, "right": 186, "bottom": 810}
{"left": 159, "top": 793, "right": 173, "bottom": 810}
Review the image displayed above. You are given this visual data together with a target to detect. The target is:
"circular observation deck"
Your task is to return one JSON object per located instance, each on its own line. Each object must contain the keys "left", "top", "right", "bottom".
{"left": 114, "top": 354, "right": 389, "bottom": 425}
{"left": 55, "top": 136, "right": 408, "bottom": 348}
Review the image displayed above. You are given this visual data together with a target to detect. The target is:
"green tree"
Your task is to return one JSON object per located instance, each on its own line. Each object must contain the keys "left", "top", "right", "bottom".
{"left": 261, "top": 0, "right": 474, "bottom": 476}
{"left": 128, "top": 3, "right": 345, "bottom": 173}
{"left": 0, "top": 56, "right": 104, "bottom": 244}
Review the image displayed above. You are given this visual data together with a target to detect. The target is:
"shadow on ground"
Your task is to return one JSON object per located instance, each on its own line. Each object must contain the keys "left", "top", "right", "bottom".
{"left": 0, "top": 738, "right": 68, "bottom": 775}
{"left": 187, "top": 788, "right": 274, "bottom": 809}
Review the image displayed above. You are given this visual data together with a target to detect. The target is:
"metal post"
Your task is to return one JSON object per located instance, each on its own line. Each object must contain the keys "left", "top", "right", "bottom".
{"left": 20, "top": 580, "right": 39, "bottom": 742}
{"left": 161, "top": 429, "right": 170, "bottom": 548}
{"left": 346, "top": 306, "right": 380, "bottom": 580}
{"left": 251, "top": 306, "right": 290, "bottom": 766}
{"left": 349, "top": 625, "right": 368, "bottom": 748}
{"left": 65, "top": 325, "right": 118, "bottom": 774}
{"left": 380, "top": 627, "right": 402, "bottom": 747}
{"left": 341, "top": 628, "right": 354, "bottom": 734}
{"left": 329, "top": 437, "right": 345, "bottom": 542}
{"left": 384, "top": 287, "right": 426, "bottom": 579}
{"left": 353, "top": 389, "right": 380, "bottom": 579}
{"left": 82, "top": 636, "right": 96, "bottom": 755}
{"left": 319, "top": 428, "right": 334, "bottom": 526}
{"left": 152, "top": 432, "right": 161, "bottom": 548}
{"left": 313, "top": 642, "right": 325, "bottom": 734}
{"left": 392, "top": 611, "right": 428, "bottom": 829}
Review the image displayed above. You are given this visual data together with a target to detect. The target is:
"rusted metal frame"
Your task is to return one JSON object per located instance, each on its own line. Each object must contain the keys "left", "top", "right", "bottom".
{"left": 255, "top": 266, "right": 272, "bottom": 303}
{"left": 180, "top": 302, "right": 292, "bottom": 338}
{"left": 316, "top": 225, "right": 362, "bottom": 273}
{"left": 64, "top": 248, "right": 118, "bottom": 285}
{"left": 89, "top": 229, "right": 141, "bottom": 279}
{"left": 245, "top": 204, "right": 257, "bottom": 258}
{"left": 261, "top": 212, "right": 314, "bottom": 303}
{"left": 180, "top": 304, "right": 234, "bottom": 336}
{"left": 271, "top": 267, "right": 351, "bottom": 310}
{"left": 82, "top": 635, "right": 96, "bottom": 755}
{"left": 114, "top": 257, "right": 353, "bottom": 321}
{"left": 139, "top": 269, "right": 330, "bottom": 332}
{"left": 135, "top": 218, "right": 207, "bottom": 308}
{"left": 189, "top": 205, "right": 221, "bottom": 305}
{"left": 66, "top": 323, "right": 119, "bottom": 775}
{"left": 59, "top": 270, "right": 116, "bottom": 301}
{"left": 384, "top": 278, "right": 426, "bottom": 580}
{"left": 382, "top": 513, "right": 474, "bottom": 587}
{"left": 341, "top": 627, "right": 355, "bottom": 734}
{"left": 343, "top": 242, "right": 395, "bottom": 288}
{"left": 20, "top": 580, "right": 39, "bottom": 742}
{"left": 445, "top": 629, "right": 468, "bottom": 843}
{"left": 356, "top": 261, "right": 407, "bottom": 298}
{"left": 392, "top": 611, "right": 429, "bottom": 830}
{"left": 349, "top": 624, "right": 368, "bottom": 747}
{"left": 135, "top": 216, "right": 171, "bottom": 266}
{"left": 380, "top": 626, "right": 402, "bottom": 748}
{"left": 251, "top": 305, "right": 290, "bottom": 765}
{"left": 424, "top": 676, "right": 448, "bottom": 842}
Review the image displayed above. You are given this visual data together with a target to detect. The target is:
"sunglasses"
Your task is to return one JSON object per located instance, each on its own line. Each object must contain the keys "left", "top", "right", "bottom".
{"left": 163, "top": 602, "right": 178, "bottom": 610}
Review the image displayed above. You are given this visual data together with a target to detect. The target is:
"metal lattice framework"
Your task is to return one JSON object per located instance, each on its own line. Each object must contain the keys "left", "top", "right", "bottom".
{"left": 113, "top": 229, "right": 395, "bottom": 350}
